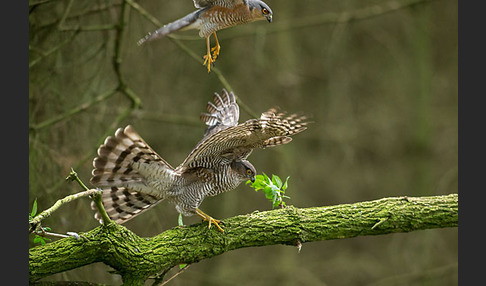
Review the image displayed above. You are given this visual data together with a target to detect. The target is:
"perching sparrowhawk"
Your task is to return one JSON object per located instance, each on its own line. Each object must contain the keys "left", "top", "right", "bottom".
{"left": 137, "top": 0, "right": 273, "bottom": 72}
{"left": 90, "top": 89, "right": 307, "bottom": 232}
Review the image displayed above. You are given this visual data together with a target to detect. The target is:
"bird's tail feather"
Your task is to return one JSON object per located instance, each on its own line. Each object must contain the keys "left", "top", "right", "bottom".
{"left": 91, "top": 186, "right": 162, "bottom": 224}
{"left": 137, "top": 10, "right": 202, "bottom": 46}
{"left": 90, "top": 125, "right": 173, "bottom": 224}
{"left": 200, "top": 89, "right": 240, "bottom": 138}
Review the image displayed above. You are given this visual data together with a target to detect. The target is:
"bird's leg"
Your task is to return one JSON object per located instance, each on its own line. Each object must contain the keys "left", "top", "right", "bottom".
{"left": 196, "top": 208, "right": 224, "bottom": 233}
{"left": 210, "top": 32, "right": 221, "bottom": 61}
{"left": 202, "top": 36, "right": 215, "bottom": 73}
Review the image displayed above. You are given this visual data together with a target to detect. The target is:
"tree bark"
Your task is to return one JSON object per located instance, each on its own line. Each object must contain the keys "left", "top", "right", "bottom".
{"left": 29, "top": 194, "right": 458, "bottom": 285}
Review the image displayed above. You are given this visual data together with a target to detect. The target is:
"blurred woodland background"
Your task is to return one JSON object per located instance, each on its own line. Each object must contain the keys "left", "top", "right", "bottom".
{"left": 29, "top": 0, "right": 458, "bottom": 285}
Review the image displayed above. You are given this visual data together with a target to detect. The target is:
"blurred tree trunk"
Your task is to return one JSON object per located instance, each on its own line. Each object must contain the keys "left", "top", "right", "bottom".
{"left": 29, "top": 194, "right": 457, "bottom": 285}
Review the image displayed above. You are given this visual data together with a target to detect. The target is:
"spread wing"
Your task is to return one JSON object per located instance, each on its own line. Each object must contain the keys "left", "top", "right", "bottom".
{"left": 200, "top": 89, "right": 240, "bottom": 138}
{"left": 193, "top": 0, "right": 246, "bottom": 8}
{"left": 176, "top": 108, "right": 308, "bottom": 172}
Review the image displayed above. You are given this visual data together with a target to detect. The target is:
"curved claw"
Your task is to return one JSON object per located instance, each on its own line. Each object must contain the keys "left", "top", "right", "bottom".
{"left": 203, "top": 53, "right": 215, "bottom": 73}
{"left": 196, "top": 208, "right": 224, "bottom": 233}
{"left": 210, "top": 43, "right": 220, "bottom": 61}
{"left": 202, "top": 32, "right": 221, "bottom": 73}
{"left": 211, "top": 32, "right": 221, "bottom": 60}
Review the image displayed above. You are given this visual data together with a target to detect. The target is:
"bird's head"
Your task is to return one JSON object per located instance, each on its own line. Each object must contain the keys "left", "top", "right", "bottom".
{"left": 249, "top": 1, "right": 273, "bottom": 23}
{"left": 232, "top": 160, "right": 257, "bottom": 183}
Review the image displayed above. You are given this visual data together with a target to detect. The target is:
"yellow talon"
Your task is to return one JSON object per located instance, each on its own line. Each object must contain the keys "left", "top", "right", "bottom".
{"left": 196, "top": 208, "right": 224, "bottom": 233}
{"left": 202, "top": 53, "right": 215, "bottom": 73}
{"left": 211, "top": 46, "right": 220, "bottom": 62}
{"left": 211, "top": 32, "right": 221, "bottom": 61}
{"left": 202, "top": 32, "right": 221, "bottom": 73}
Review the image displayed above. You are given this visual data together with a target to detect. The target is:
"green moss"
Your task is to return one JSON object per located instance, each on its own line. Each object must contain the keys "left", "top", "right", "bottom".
{"left": 30, "top": 194, "right": 457, "bottom": 284}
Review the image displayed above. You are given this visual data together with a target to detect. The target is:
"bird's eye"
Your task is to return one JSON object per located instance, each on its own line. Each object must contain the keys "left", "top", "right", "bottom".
{"left": 262, "top": 8, "right": 269, "bottom": 15}
{"left": 246, "top": 169, "right": 253, "bottom": 176}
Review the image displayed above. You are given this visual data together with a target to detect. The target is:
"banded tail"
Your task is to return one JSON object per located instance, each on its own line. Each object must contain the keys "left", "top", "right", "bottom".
{"left": 200, "top": 89, "right": 240, "bottom": 138}
{"left": 90, "top": 125, "right": 174, "bottom": 224}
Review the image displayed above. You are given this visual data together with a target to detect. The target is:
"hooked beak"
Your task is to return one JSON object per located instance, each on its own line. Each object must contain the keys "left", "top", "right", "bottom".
{"left": 250, "top": 176, "right": 256, "bottom": 183}
{"left": 266, "top": 15, "right": 272, "bottom": 23}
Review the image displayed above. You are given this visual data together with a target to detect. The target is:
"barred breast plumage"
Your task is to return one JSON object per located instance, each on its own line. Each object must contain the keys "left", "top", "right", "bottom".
{"left": 137, "top": 0, "right": 273, "bottom": 72}
{"left": 90, "top": 89, "right": 308, "bottom": 232}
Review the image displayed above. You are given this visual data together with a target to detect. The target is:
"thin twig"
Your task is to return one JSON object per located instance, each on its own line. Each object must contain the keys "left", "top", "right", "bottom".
{"left": 29, "top": 87, "right": 118, "bottom": 131}
{"left": 67, "top": 168, "right": 89, "bottom": 191}
{"left": 168, "top": 34, "right": 257, "bottom": 118}
{"left": 58, "top": 24, "right": 117, "bottom": 32}
{"left": 29, "top": 30, "right": 79, "bottom": 69}
{"left": 34, "top": 2, "right": 121, "bottom": 29}
{"left": 68, "top": 169, "right": 111, "bottom": 226}
{"left": 38, "top": 230, "right": 70, "bottom": 239}
{"left": 29, "top": 169, "right": 108, "bottom": 233}
{"left": 154, "top": 264, "right": 191, "bottom": 286}
{"left": 114, "top": 1, "right": 142, "bottom": 109}
{"left": 29, "top": 188, "right": 101, "bottom": 233}
{"left": 42, "top": 232, "right": 70, "bottom": 239}
{"left": 44, "top": 103, "right": 140, "bottom": 195}
{"left": 34, "top": 226, "right": 82, "bottom": 241}
{"left": 131, "top": 0, "right": 257, "bottom": 118}
{"left": 42, "top": 0, "right": 142, "bottom": 196}
{"left": 126, "top": 0, "right": 161, "bottom": 26}
{"left": 130, "top": 110, "right": 202, "bottom": 127}
{"left": 91, "top": 191, "right": 112, "bottom": 226}
{"left": 57, "top": 0, "right": 75, "bottom": 31}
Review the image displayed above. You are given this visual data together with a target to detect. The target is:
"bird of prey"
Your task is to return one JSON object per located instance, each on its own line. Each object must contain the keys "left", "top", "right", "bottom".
{"left": 90, "top": 89, "right": 307, "bottom": 232}
{"left": 137, "top": 0, "right": 273, "bottom": 72}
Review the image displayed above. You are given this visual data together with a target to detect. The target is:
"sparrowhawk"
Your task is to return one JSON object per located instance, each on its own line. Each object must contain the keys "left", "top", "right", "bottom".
{"left": 137, "top": 0, "right": 273, "bottom": 72}
{"left": 90, "top": 89, "right": 307, "bottom": 232}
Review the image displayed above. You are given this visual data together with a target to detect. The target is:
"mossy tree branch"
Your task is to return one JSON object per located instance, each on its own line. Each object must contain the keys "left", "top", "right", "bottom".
{"left": 29, "top": 194, "right": 457, "bottom": 285}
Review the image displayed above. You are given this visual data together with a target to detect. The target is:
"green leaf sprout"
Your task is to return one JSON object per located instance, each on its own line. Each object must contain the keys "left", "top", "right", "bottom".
{"left": 246, "top": 173, "right": 290, "bottom": 209}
